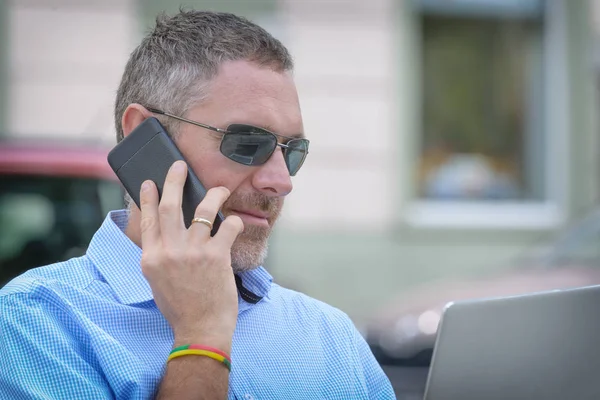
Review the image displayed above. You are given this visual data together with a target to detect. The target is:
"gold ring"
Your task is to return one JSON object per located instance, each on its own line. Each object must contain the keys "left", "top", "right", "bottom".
{"left": 191, "top": 217, "right": 213, "bottom": 230}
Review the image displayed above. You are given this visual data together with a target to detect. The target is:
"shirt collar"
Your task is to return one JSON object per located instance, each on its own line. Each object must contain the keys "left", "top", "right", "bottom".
{"left": 86, "top": 210, "right": 150, "bottom": 305}
{"left": 87, "top": 210, "right": 273, "bottom": 306}
{"left": 236, "top": 266, "right": 273, "bottom": 302}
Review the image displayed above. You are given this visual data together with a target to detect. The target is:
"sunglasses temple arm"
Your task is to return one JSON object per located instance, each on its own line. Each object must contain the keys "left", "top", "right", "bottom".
{"left": 146, "top": 108, "right": 228, "bottom": 134}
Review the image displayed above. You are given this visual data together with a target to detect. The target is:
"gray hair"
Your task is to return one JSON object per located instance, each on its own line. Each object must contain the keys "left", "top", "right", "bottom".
{"left": 114, "top": 9, "right": 294, "bottom": 143}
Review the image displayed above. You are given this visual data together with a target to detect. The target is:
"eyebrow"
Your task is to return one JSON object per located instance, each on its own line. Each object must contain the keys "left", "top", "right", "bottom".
{"left": 275, "top": 130, "right": 306, "bottom": 141}
{"left": 234, "top": 122, "right": 306, "bottom": 140}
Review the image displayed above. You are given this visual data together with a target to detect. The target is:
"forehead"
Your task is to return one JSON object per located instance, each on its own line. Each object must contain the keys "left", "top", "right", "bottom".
{"left": 195, "top": 60, "right": 303, "bottom": 136}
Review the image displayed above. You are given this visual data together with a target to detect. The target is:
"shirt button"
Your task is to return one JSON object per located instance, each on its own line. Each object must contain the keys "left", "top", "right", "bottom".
{"left": 244, "top": 394, "right": 255, "bottom": 400}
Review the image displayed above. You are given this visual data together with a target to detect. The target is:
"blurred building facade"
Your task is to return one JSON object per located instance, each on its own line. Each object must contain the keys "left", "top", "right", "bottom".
{"left": 272, "top": 0, "right": 599, "bottom": 325}
{"left": 1, "top": 0, "right": 136, "bottom": 141}
{"left": 1, "top": 0, "right": 599, "bottom": 324}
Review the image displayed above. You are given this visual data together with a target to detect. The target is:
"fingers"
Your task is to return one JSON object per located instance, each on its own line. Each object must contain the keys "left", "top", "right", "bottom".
{"left": 139, "top": 179, "right": 160, "bottom": 248}
{"left": 212, "top": 215, "right": 244, "bottom": 249}
{"left": 143, "top": 161, "right": 240, "bottom": 254}
{"left": 189, "top": 186, "right": 232, "bottom": 239}
{"left": 158, "top": 160, "right": 188, "bottom": 237}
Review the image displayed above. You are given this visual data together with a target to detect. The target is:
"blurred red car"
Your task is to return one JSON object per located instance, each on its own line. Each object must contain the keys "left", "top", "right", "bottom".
{"left": 366, "top": 208, "right": 600, "bottom": 366}
{"left": 0, "top": 137, "right": 123, "bottom": 285}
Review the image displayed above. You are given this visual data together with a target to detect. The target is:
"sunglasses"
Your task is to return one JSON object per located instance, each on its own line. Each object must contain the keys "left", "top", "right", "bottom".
{"left": 147, "top": 108, "right": 309, "bottom": 176}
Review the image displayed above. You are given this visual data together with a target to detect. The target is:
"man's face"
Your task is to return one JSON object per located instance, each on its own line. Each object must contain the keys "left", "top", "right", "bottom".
{"left": 174, "top": 60, "right": 304, "bottom": 272}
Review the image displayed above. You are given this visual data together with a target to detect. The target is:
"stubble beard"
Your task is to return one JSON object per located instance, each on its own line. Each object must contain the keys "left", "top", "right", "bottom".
{"left": 224, "top": 192, "right": 282, "bottom": 274}
{"left": 230, "top": 225, "right": 271, "bottom": 273}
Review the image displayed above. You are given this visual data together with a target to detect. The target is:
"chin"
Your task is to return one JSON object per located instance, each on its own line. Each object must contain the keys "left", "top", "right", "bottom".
{"left": 230, "top": 231, "right": 270, "bottom": 273}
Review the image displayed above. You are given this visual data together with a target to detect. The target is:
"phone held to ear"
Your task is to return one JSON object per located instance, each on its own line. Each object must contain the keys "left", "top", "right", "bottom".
{"left": 107, "top": 117, "right": 224, "bottom": 236}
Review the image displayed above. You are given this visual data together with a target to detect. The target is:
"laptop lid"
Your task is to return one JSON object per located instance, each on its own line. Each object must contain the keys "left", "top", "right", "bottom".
{"left": 423, "top": 285, "right": 600, "bottom": 400}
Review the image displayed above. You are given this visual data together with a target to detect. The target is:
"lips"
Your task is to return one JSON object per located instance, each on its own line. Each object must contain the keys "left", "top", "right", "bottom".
{"left": 232, "top": 209, "right": 270, "bottom": 219}
{"left": 229, "top": 209, "right": 271, "bottom": 228}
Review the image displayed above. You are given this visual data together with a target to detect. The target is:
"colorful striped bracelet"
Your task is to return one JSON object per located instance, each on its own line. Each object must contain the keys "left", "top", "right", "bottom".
{"left": 168, "top": 344, "right": 232, "bottom": 372}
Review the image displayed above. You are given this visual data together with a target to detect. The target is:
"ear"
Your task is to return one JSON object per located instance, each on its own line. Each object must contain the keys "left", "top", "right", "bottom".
{"left": 122, "top": 104, "right": 152, "bottom": 138}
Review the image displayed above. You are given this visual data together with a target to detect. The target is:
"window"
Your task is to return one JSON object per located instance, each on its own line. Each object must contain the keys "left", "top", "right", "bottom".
{"left": 408, "top": 0, "right": 567, "bottom": 229}
{"left": 419, "top": 16, "right": 543, "bottom": 202}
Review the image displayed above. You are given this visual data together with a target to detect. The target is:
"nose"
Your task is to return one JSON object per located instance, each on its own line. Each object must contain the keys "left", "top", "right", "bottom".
{"left": 251, "top": 148, "right": 293, "bottom": 197}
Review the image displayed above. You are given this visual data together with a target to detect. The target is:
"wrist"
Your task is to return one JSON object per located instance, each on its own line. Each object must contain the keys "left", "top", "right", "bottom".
{"left": 173, "top": 332, "right": 233, "bottom": 354}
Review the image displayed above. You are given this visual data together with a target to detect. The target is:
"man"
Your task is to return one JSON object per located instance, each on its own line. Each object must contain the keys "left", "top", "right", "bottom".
{"left": 0, "top": 10, "right": 395, "bottom": 399}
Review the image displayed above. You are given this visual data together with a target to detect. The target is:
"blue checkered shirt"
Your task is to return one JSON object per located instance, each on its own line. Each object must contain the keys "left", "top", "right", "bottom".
{"left": 0, "top": 210, "right": 395, "bottom": 399}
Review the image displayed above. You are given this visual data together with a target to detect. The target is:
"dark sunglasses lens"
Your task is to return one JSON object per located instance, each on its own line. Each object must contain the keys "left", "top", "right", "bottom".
{"left": 285, "top": 139, "right": 308, "bottom": 176}
{"left": 220, "top": 127, "right": 277, "bottom": 166}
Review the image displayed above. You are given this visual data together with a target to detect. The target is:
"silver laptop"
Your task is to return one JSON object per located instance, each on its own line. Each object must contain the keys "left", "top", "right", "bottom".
{"left": 424, "top": 285, "right": 600, "bottom": 400}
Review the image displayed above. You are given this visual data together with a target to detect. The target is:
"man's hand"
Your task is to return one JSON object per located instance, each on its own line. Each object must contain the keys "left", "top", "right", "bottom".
{"left": 139, "top": 160, "right": 244, "bottom": 353}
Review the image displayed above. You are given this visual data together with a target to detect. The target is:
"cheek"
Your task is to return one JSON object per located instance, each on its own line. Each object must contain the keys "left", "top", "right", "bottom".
{"left": 190, "top": 150, "right": 252, "bottom": 192}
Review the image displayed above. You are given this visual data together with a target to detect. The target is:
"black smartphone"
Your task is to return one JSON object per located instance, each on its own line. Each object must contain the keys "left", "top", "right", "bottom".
{"left": 107, "top": 117, "right": 224, "bottom": 235}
